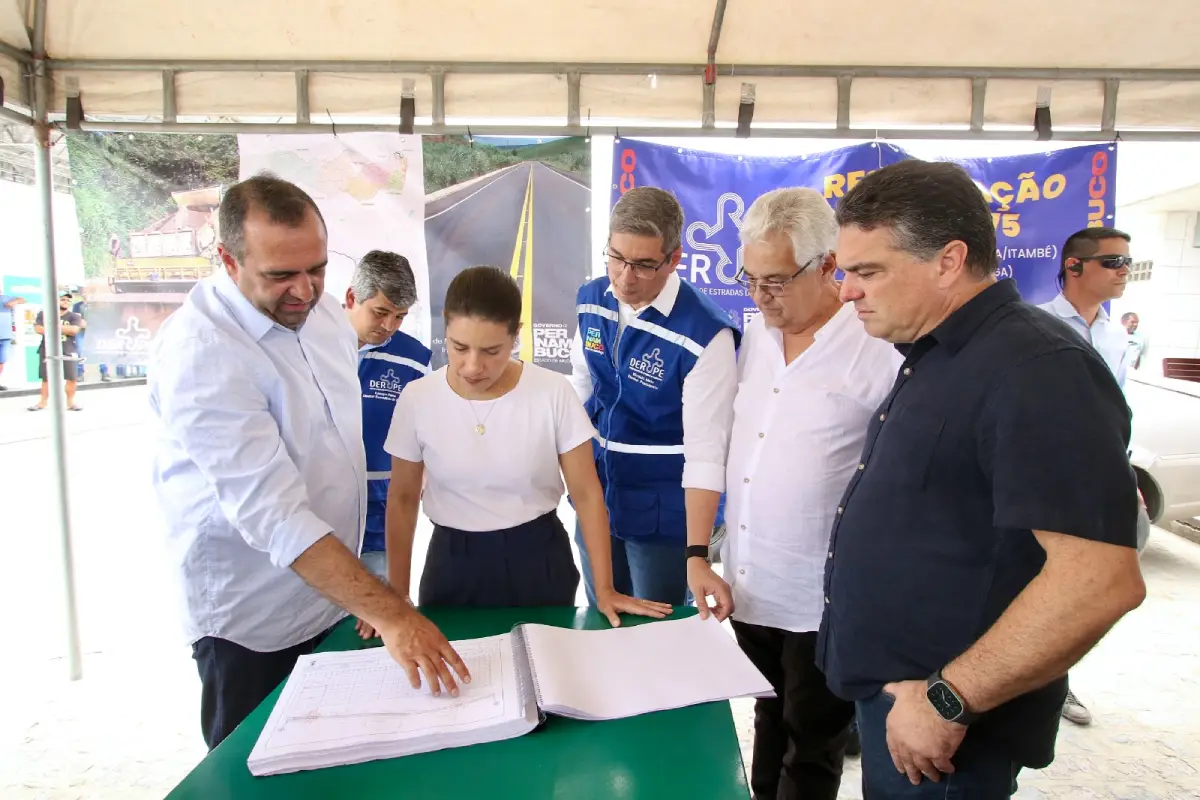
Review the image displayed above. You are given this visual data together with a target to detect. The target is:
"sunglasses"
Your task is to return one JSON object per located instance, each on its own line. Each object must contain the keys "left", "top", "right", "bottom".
{"left": 1079, "top": 255, "right": 1134, "bottom": 270}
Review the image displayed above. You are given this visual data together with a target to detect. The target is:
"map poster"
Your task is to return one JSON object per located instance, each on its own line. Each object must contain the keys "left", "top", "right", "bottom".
{"left": 239, "top": 133, "right": 432, "bottom": 346}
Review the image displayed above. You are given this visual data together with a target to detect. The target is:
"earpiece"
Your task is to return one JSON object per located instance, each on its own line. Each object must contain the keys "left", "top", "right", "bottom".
{"left": 1067, "top": 261, "right": 1084, "bottom": 276}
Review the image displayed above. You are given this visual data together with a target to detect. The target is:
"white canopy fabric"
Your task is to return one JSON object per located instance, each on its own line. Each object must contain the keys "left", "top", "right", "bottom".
{"left": 1, "top": 0, "right": 1200, "bottom": 135}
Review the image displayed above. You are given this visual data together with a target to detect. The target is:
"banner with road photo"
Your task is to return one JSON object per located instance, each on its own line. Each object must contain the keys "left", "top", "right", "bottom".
{"left": 423, "top": 136, "right": 591, "bottom": 372}
{"left": 612, "top": 139, "right": 1118, "bottom": 325}
{"left": 239, "top": 133, "right": 431, "bottom": 346}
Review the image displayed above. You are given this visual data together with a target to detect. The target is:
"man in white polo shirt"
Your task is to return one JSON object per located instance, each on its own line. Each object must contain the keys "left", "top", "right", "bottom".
{"left": 690, "top": 187, "right": 901, "bottom": 800}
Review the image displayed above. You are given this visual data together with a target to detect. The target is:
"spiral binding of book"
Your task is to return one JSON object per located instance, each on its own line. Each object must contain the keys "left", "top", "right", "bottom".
{"left": 510, "top": 624, "right": 546, "bottom": 726}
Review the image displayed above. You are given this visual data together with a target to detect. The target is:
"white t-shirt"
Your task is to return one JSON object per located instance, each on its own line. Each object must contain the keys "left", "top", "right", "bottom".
{"left": 384, "top": 362, "right": 597, "bottom": 532}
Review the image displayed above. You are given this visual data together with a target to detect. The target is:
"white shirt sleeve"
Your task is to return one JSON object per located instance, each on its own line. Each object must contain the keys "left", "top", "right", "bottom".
{"left": 681, "top": 326, "right": 737, "bottom": 493}
{"left": 383, "top": 384, "right": 423, "bottom": 463}
{"left": 153, "top": 337, "right": 332, "bottom": 568}
{"left": 568, "top": 330, "right": 594, "bottom": 404}
{"left": 553, "top": 373, "right": 598, "bottom": 454}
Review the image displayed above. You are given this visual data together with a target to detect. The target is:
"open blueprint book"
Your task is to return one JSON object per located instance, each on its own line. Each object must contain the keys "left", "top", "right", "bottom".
{"left": 247, "top": 614, "right": 773, "bottom": 776}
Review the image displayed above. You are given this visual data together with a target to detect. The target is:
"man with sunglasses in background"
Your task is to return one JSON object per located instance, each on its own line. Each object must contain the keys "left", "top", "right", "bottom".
{"left": 569, "top": 186, "right": 739, "bottom": 610}
{"left": 1037, "top": 226, "right": 1146, "bottom": 728}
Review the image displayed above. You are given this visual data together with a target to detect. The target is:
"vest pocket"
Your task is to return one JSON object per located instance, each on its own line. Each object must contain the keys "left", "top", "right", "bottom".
{"left": 610, "top": 488, "right": 686, "bottom": 541}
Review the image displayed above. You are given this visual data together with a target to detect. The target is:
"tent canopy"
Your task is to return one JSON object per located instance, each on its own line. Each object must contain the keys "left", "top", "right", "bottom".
{"left": 3, "top": 1, "right": 1200, "bottom": 137}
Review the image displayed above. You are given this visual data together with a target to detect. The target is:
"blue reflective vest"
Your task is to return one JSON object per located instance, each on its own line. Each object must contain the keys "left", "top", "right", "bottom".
{"left": 358, "top": 332, "right": 431, "bottom": 553}
{"left": 576, "top": 277, "right": 739, "bottom": 544}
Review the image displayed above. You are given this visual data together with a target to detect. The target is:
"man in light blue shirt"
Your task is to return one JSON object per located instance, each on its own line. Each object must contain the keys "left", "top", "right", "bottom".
{"left": 0, "top": 292, "right": 26, "bottom": 391}
{"left": 1037, "top": 225, "right": 1146, "bottom": 730}
{"left": 149, "top": 175, "right": 468, "bottom": 750}
{"left": 1037, "top": 227, "right": 1132, "bottom": 388}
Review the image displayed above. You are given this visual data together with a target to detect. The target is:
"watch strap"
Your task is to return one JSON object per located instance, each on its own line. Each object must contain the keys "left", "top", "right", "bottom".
{"left": 685, "top": 544, "right": 710, "bottom": 561}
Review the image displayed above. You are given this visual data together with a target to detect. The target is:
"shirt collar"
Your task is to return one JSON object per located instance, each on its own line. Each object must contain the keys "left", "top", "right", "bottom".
{"left": 359, "top": 335, "right": 392, "bottom": 353}
{"left": 1047, "top": 291, "right": 1111, "bottom": 325}
{"left": 211, "top": 267, "right": 285, "bottom": 342}
{"left": 904, "top": 278, "right": 1020, "bottom": 358}
{"left": 605, "top": 271, "right": 681, "bottom": 317}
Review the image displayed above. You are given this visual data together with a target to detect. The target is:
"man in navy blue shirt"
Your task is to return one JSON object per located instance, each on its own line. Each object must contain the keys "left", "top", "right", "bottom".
{"left": 345, "top": 251, "right": 430, "bottom": 594}
{"left": 820, "top": 160, "right": 1146, "bottom": 797}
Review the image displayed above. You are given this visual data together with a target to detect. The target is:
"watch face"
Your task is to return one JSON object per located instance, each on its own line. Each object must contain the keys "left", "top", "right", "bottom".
{"left": 927, "top": 681, "right": 964, "bottom": 721}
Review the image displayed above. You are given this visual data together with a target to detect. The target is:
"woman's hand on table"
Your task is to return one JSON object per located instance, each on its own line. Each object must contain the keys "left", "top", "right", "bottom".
{"left": 594, "top": 587, "right": 673, "bottom": 627}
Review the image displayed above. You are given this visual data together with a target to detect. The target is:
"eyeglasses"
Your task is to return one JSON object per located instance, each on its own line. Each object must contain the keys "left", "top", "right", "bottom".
{"left": 604, "top": 249, "right": 671, "bottom": 280}
{"left": 734, "top": 253, "right": 823, "bottom": 295}
{"left": 1080, "top": 255, "right": 1134, "bottom": 270}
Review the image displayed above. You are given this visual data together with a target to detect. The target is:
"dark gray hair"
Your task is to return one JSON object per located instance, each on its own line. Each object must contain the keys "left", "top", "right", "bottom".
{"left": 610, "top": 186, "right": 684, "bottom": 254}
{"left": 351, "top": 250, "right": 418, "bottom": 308}
{"left": 741, "top": 187, "right": 837, "bottom": 268}
{"left": 218, "top": 173, "right": 326, "bottom": 262}
{"left": 836, "top": 160, "right": 997, "bottom": 279}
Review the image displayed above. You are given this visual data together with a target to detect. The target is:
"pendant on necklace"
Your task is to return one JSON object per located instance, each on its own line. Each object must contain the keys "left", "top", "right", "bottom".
{"left": 475, "top": 424, "right": 486, "bottom": 435}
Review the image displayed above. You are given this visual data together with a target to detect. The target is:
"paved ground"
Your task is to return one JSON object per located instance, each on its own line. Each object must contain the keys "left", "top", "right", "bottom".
{"left": 0, "top": 385, "right": 1197, "bottom": 798}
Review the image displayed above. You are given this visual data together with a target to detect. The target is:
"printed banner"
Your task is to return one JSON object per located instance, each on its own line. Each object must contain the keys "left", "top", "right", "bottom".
{"left": 611, "top": 140, "right": 1118, "bottom": 323}
{"left": 239, "top": 133, "right": 431, "bottom": 346}
{"left": 949, "top": 144, "right": 1118, "bottom": 306}
{"left": 423, "top": 136, "right": 591, "bottom": 372}
{"left": 611, "top": 140, "right": 907, "bottom": 329}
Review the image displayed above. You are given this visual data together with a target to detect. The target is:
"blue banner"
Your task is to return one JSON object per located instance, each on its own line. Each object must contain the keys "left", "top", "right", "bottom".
{"left": 610, "top": 140, "right": 1118, "bottom": 323}
{"left": 948, "top": 144, "right": 1118, "bottom": 306}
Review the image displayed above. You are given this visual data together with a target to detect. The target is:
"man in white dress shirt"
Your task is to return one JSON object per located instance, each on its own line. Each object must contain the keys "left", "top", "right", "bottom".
{"left": 149, "top": 175, "right": 467, "bottom": 750}
{"left": 689, "top": 188, "right": 901, "bottom": 799}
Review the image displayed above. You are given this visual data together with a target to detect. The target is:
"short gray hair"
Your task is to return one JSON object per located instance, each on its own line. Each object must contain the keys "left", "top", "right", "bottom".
{"left": 350, "top": 250, "right": 418, "bottom": 308}
{"left": 609, "top": 186, "right": 684, "bottom": 254}
{"left": 740, "top": 188, "right": 837, "bottom": 268}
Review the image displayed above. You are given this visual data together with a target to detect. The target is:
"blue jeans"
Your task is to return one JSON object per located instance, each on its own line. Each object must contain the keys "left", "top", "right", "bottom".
{"left": 360, "top": 549, "right": 388, "bottom": 582}
{"left": 575, "top": 522, "right": 690, "bottom": 606}
{"left": 857, "top": 690, "right": 1020, "bottom": 799}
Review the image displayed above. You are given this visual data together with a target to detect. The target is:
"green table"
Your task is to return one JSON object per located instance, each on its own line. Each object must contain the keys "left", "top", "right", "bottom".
{"left": 167, "top": 606, "right": 750, "bottom": 799}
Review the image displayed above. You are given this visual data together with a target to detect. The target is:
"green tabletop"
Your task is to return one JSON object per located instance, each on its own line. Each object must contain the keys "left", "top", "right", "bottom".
{"left": 167, "top": 606, "right": 750, "bottom": 799}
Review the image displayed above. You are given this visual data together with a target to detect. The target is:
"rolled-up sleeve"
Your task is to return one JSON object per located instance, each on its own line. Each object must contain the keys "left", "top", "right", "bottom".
{"left": 154, "top": 336, "right": 332, "bottom": 567}
{"left": 681, "top": 327, "right": 737, "bottom": 492}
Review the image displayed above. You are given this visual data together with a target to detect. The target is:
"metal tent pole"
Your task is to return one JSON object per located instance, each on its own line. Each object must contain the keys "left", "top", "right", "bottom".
{"left": 32, "top": 0, "right": 83, "bottom": 681}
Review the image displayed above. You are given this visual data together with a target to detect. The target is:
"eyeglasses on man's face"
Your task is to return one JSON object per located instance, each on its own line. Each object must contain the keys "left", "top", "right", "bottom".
{"left": 1079, "top": 254, "right": 1134, "bottom": 270}
{"left": 735, "top": 253, "right": 823, "bottom": 295}
{"left": 603, "top": 248, "right": 671, "bottom": 280}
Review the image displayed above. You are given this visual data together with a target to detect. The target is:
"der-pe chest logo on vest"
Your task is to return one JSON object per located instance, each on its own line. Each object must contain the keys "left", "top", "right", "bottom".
{"left": 366, "top": 368, "right": 407, "bottom": 400}
{"left": 627, "top": 348, "right": 666, "bottom": 390}
{"left": 584, "top": 326, "right": 604, "bottom": 354}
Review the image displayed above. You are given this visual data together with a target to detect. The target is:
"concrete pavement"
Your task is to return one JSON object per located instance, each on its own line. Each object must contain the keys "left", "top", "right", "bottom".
{"left": 1, "top": 385, "right": 1198, "bottom": 798}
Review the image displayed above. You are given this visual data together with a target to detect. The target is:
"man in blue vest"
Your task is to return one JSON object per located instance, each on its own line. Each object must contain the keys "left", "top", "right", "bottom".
{"left": 346, "top": 250, "right": 431, "bottom": 585}
{"left": 569, "top": 186, "right": 739, "bottom": 609}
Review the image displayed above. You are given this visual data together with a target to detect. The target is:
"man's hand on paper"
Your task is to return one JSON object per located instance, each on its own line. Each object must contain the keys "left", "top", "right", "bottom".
{"left": 686, "top": 559, "right": 734, "bottom": 621}
{"left": 594, "top": 587, "right": 674, "bottom": 628}
{"left": 378, "top": 608, "right": 472, "bottom": 697}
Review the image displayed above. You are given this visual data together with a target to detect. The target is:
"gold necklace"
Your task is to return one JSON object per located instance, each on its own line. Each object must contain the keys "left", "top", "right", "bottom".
{"left": 468, "top": 400, "right": 496, "bottom": 435}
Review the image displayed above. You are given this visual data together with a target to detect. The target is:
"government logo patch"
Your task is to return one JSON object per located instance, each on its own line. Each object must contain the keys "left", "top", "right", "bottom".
{"left": 584, "top": 326, "right": 605, "bottom": 354}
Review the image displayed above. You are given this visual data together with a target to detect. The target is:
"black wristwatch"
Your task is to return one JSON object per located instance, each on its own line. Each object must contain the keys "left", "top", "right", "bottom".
{"left": 925, "top": 670, "right": 979, "bottom": 725}
{"left": 685, "top": 544, "right": 710, "bottom": 562}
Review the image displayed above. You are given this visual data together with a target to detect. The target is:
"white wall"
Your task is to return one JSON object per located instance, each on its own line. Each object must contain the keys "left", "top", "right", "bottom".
{"left": 0, "top": 179, "right": 86, "bottom": 288}
{"left": 1113, "top": 207, "right": 1200, "bottom": 374}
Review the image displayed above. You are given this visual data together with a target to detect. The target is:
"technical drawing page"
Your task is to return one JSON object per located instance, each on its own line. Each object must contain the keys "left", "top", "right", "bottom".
{"left": 253, "top": 633, "right": 525, "bottom": 755}
{"left": 523, "top": 615, "right": 774, "bottom": 720}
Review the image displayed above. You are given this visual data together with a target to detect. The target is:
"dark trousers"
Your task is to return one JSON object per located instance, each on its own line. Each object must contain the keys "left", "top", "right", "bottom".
{"left": 731, "top": 620, "right": 854, "bottom": 800}
{"left": 192, "top": 631, "right": 327, "bottom": 750}
{"left": 857, "top": 690, "right": 1021, "bottom": 799}
{"left": 575, "top": 521, "right": 690, "bottom": 606}
{"left": 420, "top": 511, "right": 579, "bottom": 607}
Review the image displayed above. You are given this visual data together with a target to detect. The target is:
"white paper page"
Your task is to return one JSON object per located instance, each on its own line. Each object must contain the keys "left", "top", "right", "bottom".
{"left": 523, "top": 615, "right": 774, "bottom": 720}
{"left": 250, "top": 633, "right": 530, "bottom": 763}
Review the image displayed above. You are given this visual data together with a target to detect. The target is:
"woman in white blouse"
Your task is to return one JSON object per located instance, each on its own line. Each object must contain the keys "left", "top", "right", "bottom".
{"left": 381, "top": 266, "right": 672, "bottom": 625}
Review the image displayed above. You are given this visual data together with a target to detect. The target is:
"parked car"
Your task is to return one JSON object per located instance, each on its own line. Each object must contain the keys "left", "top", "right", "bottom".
{"left": 1127, "top": 373, "right": 1200, "bottom": 526}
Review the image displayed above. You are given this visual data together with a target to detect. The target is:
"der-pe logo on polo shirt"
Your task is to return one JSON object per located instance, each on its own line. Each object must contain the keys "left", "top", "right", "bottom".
{"left": 627, "top": 348, "right": 666, "bottom": 390}
{"left": 368, "top": 368, "right": 407, "bottom": 397}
